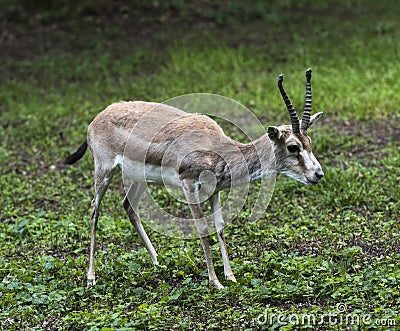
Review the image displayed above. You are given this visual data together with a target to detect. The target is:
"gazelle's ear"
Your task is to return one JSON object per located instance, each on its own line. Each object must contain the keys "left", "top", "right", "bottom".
{"left": 267, "top": 126, "right": 282, "bottom": 143}
{"left": 304, "top": 112, "right": 323, "bottom": 129}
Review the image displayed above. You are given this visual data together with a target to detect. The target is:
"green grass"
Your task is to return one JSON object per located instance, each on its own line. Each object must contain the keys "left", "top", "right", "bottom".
{"left": 1, "top": 0, "right": 400, "bottom": 329}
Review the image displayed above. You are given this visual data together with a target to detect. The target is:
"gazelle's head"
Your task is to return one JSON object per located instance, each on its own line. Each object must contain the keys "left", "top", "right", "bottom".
{"left": 268, "top": 68, "right": 324, "bottom": 185}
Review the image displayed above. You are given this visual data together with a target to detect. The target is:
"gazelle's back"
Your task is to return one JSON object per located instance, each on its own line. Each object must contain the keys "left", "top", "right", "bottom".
{"left": 88, "top": 101, "right": 225, "bottom": 148}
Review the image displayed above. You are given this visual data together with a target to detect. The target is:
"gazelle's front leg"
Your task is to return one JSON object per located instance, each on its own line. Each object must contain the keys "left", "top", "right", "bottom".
{"left": 210, "top": 192, "right": 237, "bottom": 282}
{"left": 183, "top": 180, "right": 224, "bottom": 289}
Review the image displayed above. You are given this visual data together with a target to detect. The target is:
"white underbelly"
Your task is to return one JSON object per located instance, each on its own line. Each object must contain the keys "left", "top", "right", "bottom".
{"left": 119, "top": 157, "right": 181, "bottom": 187}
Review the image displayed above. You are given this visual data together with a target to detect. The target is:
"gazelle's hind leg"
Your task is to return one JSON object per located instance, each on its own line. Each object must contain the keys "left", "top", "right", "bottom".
{"left": 123, "top": 183, "right": 158, "bottom": 265}
{"left": 87, "top": 165, "right": 116, "bottom": 287}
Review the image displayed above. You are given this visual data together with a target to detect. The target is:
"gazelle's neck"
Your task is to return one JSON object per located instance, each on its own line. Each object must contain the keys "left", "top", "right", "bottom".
{"left": 243, "top": 133, "right": 276, "bottom": 181}
{"left": 215, "top": 134, "right": 275, "bottom": 190}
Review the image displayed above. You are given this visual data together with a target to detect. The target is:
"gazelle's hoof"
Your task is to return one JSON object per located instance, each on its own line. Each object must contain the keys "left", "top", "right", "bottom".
{"left": 226, "top": 274, "right": 237, "bottom": 283}
{"left": 210, "top": 279, "right": 224, "bottom": 289}
{"left": 87, "top": 278, "right": 96, "bottom": 288}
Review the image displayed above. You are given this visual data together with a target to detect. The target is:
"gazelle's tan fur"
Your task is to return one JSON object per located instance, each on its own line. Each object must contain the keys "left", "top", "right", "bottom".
{"left": 65, "top": 69, "right": 324, "bottom": 289}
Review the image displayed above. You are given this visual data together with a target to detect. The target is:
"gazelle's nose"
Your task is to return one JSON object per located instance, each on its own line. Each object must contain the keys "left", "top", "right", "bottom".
{"left": 315, "top": 169, "right": 324, "bottom": 180}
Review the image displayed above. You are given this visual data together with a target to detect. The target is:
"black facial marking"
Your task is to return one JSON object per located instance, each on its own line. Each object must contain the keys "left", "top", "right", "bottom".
{"left": 297, "top": 154, "right": 306, "bottom": 170}
{"left": 298, "top": 133, "right": 312, "bottom": 153}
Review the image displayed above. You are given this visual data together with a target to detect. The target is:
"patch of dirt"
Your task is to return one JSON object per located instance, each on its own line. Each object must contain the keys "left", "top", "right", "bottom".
{"left": 324, "top": 116, "right": 399, "bottom": 149}
{"left": 320, "top": 115, "right": 399, "bottom": 167}
{"left": 0, "top": 2, "right": 238, "bottom": 81}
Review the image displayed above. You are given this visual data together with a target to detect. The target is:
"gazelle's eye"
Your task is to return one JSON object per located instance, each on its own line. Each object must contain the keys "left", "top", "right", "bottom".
{"left": 287, "top": 145, "right": 300, "bottom": 154}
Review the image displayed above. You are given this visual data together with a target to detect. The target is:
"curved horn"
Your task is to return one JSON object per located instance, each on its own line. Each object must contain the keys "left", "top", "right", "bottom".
{"left": 301, "top": 68, "right": 312, "bottom": 131}
{"left": 278, "top": 74, "right": 300, "bottom": 133}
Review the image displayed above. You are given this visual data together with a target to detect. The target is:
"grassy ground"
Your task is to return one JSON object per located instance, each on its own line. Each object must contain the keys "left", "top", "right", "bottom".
{"left": 1, "top": 0, "right": 400, "bottom": 330}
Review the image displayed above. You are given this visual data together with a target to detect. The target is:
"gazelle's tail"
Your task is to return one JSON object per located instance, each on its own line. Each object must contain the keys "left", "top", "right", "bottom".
{"left": 64, "top": 141, "right": 88, "bottom": 164}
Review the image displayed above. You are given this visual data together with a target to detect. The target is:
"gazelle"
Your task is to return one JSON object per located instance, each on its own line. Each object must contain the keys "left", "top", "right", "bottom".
{"left": 65, "top": 69, "right": 324, "bottom": 289}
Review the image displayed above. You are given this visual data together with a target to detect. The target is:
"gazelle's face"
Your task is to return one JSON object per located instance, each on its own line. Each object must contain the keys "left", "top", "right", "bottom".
{"left": 268, "top": 116, "right": 324, "bottom": 186}
{"left": 272, "top": 68, "right": 324, "bottom": 185}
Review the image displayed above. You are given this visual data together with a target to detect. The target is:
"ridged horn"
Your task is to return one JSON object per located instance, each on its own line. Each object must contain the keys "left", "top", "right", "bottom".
{"left": 301, "top": 68, "right": 312, "bottom": 131}
{"left": 278, "top": 74, "right": 300, "bottom": 133}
